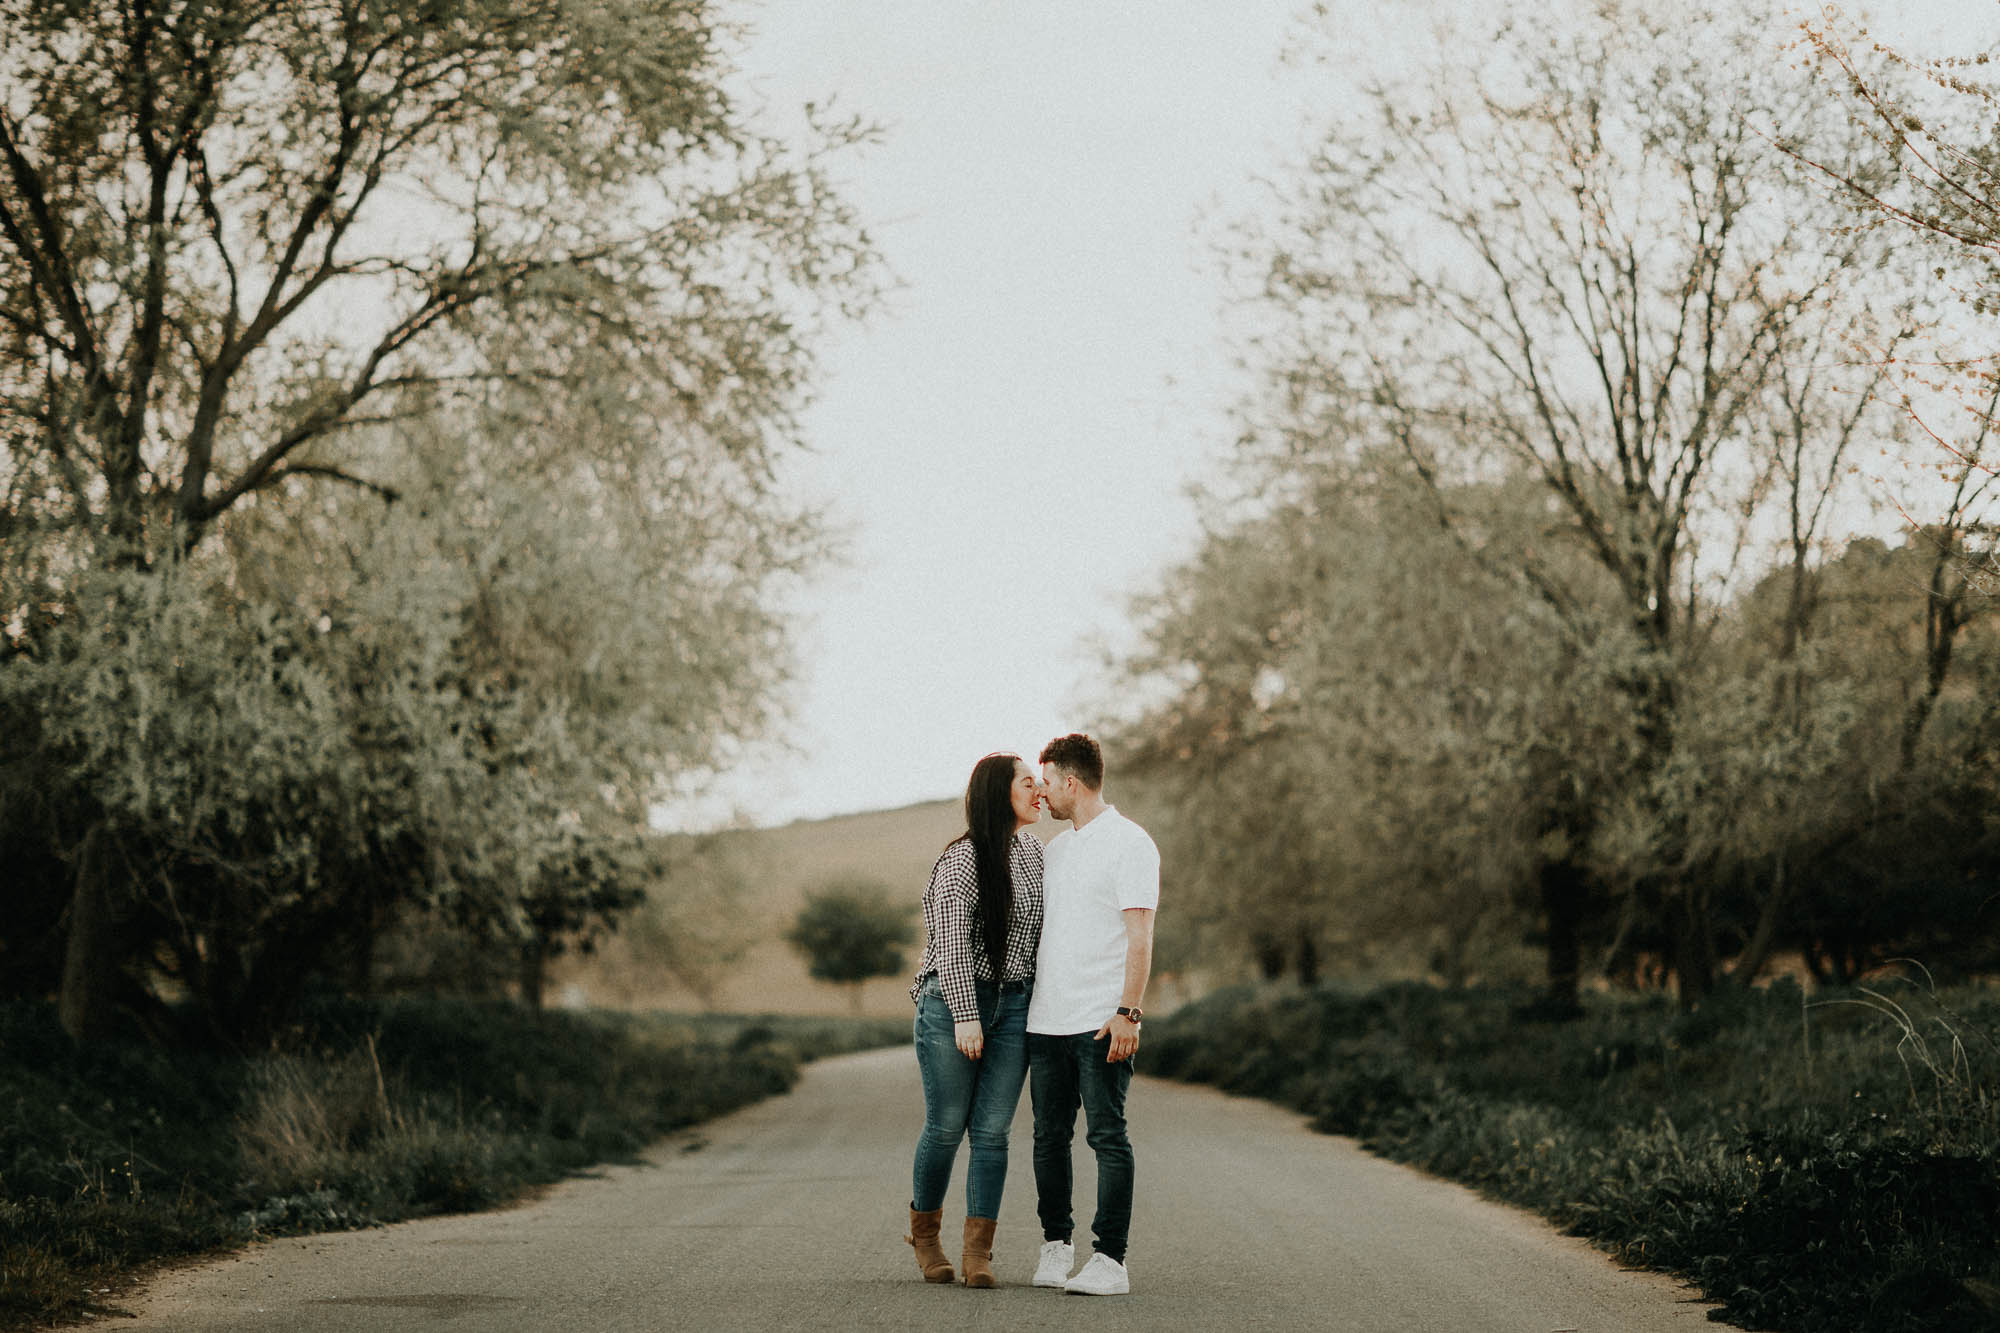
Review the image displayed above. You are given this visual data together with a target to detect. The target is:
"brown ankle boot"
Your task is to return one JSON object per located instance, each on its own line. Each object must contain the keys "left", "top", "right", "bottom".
{"left": 906, "top": 1206, "right": 954, "bottom": 1283}
{"left": 962, "top": 1216, "right": 997, "bottom": 1288}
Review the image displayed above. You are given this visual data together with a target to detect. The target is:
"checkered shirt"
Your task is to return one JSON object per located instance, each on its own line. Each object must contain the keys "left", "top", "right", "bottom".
{"left": 909, "top": 831, "right": 1045, "bottom": 1023}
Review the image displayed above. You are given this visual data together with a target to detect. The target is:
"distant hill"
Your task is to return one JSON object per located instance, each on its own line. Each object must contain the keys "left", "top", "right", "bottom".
{"left": 552, "top": 787, "right": 1217, "bottom": 1017}
{"left": 550, "top": 798, "right": 1052, "bottom": 1016}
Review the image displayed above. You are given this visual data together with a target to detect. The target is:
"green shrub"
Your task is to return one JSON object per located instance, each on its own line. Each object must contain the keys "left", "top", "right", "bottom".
{"left": 0, "top": 997, "right": 902, "bottom": 1329}
{"left": 783, "top": 881, "right": 915, "bottom": 1006}
{"left": 1146, "top": 980, "right": 2000, "bottom": 1333}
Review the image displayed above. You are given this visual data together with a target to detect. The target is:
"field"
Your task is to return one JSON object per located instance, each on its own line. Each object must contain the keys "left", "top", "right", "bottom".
{"left": 553, "top": 789, "right": 1221, "bottom": 1018}
{"left": 552, "top": 798, "right": 982, "bottom": 1015}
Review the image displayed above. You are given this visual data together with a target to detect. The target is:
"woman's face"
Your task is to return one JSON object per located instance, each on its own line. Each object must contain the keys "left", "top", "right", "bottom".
{"left": 1008, "top": 760, "right": 1042, "bottom": 829}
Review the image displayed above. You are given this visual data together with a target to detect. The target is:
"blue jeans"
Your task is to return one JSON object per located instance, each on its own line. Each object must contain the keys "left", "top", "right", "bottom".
{"left": 1029, "top": 1030, "right": 1135, "bottom": 1263}
{"left": 911, "top": 977, "right": 1031, "bottom": 1219}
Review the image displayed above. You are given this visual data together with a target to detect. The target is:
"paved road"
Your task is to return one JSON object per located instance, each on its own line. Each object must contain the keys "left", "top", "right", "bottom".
{"left": 127, "top": 1047, "right": 1720, "bottom": 1332}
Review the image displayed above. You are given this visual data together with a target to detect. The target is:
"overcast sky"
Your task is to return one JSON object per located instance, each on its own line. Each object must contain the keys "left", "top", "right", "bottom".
{"left": 655, "top": 0, "right": 2000, "bottom": 832}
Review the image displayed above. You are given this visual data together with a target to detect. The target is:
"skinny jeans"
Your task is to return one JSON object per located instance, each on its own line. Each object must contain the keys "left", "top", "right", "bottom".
{"left": 1029, "top": 1029, "right": 1135, "bottom": 1263}
{"left": 910, "top": 976, "right": 1031, "bottom": 1219}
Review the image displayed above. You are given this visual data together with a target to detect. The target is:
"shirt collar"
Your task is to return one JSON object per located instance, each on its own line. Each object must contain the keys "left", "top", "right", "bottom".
{"left": 1072, "top": 805, "right": 1120, "bottom": 839}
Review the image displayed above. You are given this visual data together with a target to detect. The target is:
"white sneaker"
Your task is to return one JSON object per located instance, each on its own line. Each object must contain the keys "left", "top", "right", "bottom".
{"left": 1032, "top": 1239, "right": 1074, "bottom": 1288}
{"left": 1063, "top": 1252, "right": 1130, "bottom": 1295}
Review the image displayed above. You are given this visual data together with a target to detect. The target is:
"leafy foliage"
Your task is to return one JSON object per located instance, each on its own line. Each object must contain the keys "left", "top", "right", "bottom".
{"left": 0, "top": 0, "right": 881, "bottom": 1042}
{"left": 1120, "top": 458, "right": 1626, "bottom": 988}
{"left": 0, "top": 0, "right": 880, "bottom": 557}
{"left": 1116, "top": 1, "right": 2000, "bottom": 1003}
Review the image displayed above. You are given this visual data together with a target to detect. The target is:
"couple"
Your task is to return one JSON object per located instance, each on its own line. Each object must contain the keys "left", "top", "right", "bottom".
{"left": 903, "top": 732, "right": 1159, "bottom": 1296}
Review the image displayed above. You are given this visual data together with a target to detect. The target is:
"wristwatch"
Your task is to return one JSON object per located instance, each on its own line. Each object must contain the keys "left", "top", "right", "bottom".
{"left": 1115, "top": 1006, "right": 1143, "bottom": 1022}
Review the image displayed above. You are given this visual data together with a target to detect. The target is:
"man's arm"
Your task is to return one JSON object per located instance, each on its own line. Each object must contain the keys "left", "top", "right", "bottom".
{"left": 1097, "top": 907, "right": 1155, "bottom": 1062}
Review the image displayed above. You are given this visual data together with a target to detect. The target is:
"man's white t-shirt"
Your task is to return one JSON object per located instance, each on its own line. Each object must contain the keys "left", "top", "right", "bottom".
{"left": 1027, "top": 805, "right": 1160, "bottom": 1036}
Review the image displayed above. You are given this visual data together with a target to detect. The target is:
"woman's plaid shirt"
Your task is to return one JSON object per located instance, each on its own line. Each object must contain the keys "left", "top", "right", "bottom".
{"left": 909, "top": 831, "right": 1045, "bottom": 1024}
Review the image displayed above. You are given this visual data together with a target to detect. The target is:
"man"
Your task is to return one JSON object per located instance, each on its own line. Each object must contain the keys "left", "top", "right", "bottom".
{"left": 1025, "top": 732, "right": 1159, "bottom": 1297}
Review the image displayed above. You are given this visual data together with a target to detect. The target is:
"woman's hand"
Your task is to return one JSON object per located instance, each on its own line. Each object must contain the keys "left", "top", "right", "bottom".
{"left": 954, "top": 1019, "right": 985, "bottom": 1060}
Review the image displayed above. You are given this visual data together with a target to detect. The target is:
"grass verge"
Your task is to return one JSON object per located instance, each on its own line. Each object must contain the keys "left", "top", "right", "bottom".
{"left": 0, "top": 997, "right": 906, "bottom": 1329}
{"left": 1145, "top": 977, "right": 2000, "bottom": 1333}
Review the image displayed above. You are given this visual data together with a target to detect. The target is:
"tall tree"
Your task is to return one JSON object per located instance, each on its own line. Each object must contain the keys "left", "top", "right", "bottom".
{"left": 0, "top": 0, "right": 876, "bottom": 564}
{"left": 1225, "top": 1, "right": 1890, "bottom": 1003}
{"left": 1790, "top": 6, "right": 2000, "bottom": 714}
{"left": 1119, "top": 456, "right": 1624, "bottom": 992}
{"left": 0, "top": 0, "right": 880, "bottom": 1040}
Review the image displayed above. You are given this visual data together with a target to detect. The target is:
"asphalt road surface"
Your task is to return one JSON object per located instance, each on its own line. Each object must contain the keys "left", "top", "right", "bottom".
{"left": 126, "top": 1046, "right": 1721, "bottom": 1332}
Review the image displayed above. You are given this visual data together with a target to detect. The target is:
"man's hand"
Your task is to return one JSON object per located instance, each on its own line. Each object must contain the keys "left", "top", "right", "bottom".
{"left": 954, "top": 1018, "right": 984, "bottom": 1060}
{"left": 1095, "top": 1012, "right": 1140, "bottom": 1063}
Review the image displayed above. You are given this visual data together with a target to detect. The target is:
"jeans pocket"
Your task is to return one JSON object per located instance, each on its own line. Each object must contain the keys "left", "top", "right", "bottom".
{"left": 915, "top": 989, "right": 956, "bottom": 1044}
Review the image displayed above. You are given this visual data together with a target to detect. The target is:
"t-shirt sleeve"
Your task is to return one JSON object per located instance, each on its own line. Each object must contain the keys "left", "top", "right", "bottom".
{"left": 1116, "top": 830, "right": 1160, "bottom": 911}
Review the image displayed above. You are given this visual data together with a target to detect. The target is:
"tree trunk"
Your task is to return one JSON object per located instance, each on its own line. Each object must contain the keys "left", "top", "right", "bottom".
{"left": 1296, "top": 929, "right": 1319, "bottom": 986}
{"left": 57, "top": 824, "right": 121, "bottom": 1042}
{"left": 519, "top": 936, "right": 545, "bottom": 1012}
{"left": 1900, "top": 573, "right": 1961, "bottom": 773}
{"left": 1535, "top": 857, "right": 1587, "bottom": 1020}
{"left": 1668, "top": 890, "right": 1718, "bottom": 1009}
{"left": 350, "top": 912, "right": 378, "bottom": 998}
{"left": 1253, "top": 934, "right": 1285, "bottom": 982}
{"left": 1730, "top": 854, "right": 1789, "bottom": 987}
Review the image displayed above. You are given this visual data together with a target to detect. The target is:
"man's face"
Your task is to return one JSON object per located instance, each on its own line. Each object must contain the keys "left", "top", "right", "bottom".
{"left": 1040, "top": 764, "right": 1077, "bottom": 822}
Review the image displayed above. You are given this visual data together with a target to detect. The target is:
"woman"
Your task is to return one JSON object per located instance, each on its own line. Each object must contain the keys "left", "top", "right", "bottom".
{"left": 904, "top": 752, "right": 1045, "bottom": 1288}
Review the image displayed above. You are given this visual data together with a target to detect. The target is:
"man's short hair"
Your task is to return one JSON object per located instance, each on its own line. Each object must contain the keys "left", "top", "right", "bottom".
{"left": 1039, "top": 733, "right": 1104, "bottom": 791}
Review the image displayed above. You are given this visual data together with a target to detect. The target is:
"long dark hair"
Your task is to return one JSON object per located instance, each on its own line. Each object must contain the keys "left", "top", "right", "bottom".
{"left": 956, "top": 752, "right": 1021, "bottom": 973}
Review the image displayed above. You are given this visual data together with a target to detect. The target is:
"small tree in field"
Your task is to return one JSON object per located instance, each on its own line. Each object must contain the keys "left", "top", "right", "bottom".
{"left": 785, "top": 880, "right": 914, "bottom": 1011}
